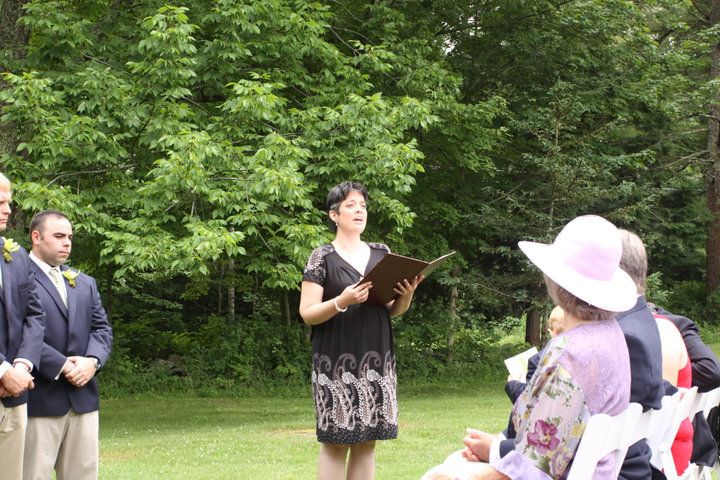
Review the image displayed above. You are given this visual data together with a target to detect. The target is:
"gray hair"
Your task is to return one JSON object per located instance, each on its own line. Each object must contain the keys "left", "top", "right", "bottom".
{"left": 544, "top": 275, "right": 615, "bottom": 321}
{"left": 618, "top": 229, "right": 647, "bottom": 295}
{"left": 0, "top": 173, "right": 11, "bottom": 190}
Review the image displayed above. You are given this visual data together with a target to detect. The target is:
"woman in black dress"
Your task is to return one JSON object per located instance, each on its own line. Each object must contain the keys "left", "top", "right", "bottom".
{"left": 299, "top": 181, "right": 422, "bottom": 480}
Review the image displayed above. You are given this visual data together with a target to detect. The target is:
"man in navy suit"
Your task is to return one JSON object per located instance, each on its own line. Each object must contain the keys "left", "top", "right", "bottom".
{"left": 23, "top": 210, "right": 112, "bottom": 480}
{"left": 651, "top": 305, "right": 720, "bottom": 467}
{"left": 616, "top": 230, "right": 666, "bottom": 480}
{"left": 0, "top": 174, "right": 45, "bottom": 480}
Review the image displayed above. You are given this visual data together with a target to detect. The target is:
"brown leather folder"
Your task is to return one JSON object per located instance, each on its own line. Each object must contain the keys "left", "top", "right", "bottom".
{"left": 363, "top": 251, "right": 455, "bottom": 307}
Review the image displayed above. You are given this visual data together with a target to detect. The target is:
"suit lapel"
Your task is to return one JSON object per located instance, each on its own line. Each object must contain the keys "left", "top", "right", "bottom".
{"left": 0, "top": 242, "right": 9, "bottom": 346}
{"left": 1, "top": 250, "right": 11, "bottom": 311}
{"left": 1, "top": 244, "right": 13, "bottom": 344}
{"left": 31, "top": 262, "right": 68, "bottom": 318}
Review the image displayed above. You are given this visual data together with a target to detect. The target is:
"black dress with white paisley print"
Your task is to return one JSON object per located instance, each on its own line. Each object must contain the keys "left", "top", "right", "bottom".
{"left": 303, "top": 243, "right": 398, "bottom": 444}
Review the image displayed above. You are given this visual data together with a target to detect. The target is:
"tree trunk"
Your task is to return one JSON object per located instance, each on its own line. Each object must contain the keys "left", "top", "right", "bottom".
{"left": 0, "top": 0, "right": 30, "bottom": 68}
{"left": 706, "top": 3, "right": 720, "bottom": 311}
{"left": 227, "top": 257, "right": 235, "bottom": 323}
{"left": 217, "top": 263, "right": 224, "bottom": 316}
{"left": 446, "top": 265, "right": 460, "bottom": 365}
{"left": 0, "top": 0, "right": 31, "bottom": 159}
{"left": 283, "top": 291, "right": 291, "bottom": 327}
{"left": 525, "top": 307, "right": 542, "bottom": 347}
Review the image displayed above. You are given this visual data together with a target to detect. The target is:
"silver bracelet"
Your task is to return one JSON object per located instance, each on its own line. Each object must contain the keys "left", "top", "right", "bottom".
{"left": 333, "top": 297, "right": 348, "bottom": 313}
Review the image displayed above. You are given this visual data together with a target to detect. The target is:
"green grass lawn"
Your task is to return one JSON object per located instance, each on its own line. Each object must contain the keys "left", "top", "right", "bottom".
{"left": 96, "top": 337, "right": 720, "bottom": 479}
{"left": 99, "top": 381, "right": 509, "bottom": 479}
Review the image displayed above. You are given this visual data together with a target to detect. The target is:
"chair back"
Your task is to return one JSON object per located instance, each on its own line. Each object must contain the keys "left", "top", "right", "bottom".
{"left": 649, "top": 388, "right": 698, "bottom": 477}
{"left": 568, "top": 389, "right": 694, "bottom": 480}
{"left": 677, "top": 386, "right": 720, "bottom": 480}
{"left": 566, "top": 402, "right": 644, "bottom": 479}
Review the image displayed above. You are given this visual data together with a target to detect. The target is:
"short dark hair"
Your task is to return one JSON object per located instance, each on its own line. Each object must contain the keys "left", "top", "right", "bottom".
{"left": 325, "top": 181, "right": 368, "bottom": 232}
{"left": 29, "top": 210, "right": 69, "bottom": 238}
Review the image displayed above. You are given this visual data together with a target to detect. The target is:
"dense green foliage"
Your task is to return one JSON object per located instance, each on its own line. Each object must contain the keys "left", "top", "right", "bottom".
{"left": 1, "top": 0, "right": 718, "bottom": 390}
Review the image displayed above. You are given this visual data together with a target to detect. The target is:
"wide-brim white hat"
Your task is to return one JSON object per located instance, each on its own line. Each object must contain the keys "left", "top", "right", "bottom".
{"left": 518, "top": 215, "right": 637, "bottom": 312}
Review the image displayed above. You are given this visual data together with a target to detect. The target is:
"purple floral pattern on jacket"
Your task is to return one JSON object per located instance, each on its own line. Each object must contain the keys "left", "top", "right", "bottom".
{"left": 527, "top": 419, "right": 561, "bottom": 455}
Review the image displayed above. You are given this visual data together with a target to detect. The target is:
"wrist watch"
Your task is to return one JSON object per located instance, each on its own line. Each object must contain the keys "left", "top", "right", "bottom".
{"left": 13, "top": 362, "right": 30, "bottom": 373}
{"left": 89, "top": 357, "right": 101, "bottom": 370}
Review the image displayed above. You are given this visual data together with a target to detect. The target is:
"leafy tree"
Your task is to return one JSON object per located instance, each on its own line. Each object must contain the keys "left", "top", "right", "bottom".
{"left": 394, "top": 0, "right": 711, "bottom": 345}
{"left": 0, "top": 0, "right": 503, "bottom": 380}
{"left": 2, "top": 0, "right": 717, "bottom": 385}
{"left": 0, "top": 0, "right": 466, "bottom": 287}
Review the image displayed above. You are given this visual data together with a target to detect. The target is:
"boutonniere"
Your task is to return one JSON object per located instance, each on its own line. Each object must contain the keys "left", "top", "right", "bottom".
{"left": 2, "top": 238, "right": 19, "bottom": 263}
{"left": 62, "top": 269, "right": 79, "bottom": 288}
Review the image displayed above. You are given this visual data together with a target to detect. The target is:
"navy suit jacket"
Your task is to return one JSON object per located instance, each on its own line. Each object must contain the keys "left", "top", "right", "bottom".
{"left": 28, "top": 262, "right": 112, "bottom": 416}
{"left": 616, "top": 296, "right": 665, "bottom": 480}
{"left": 0, "top": 241, "right": 45, "bottom": 408}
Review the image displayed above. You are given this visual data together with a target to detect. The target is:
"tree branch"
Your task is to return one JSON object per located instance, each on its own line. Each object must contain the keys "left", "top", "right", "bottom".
{"left": 46, "top": 164, "right": 135, "bottom": 186}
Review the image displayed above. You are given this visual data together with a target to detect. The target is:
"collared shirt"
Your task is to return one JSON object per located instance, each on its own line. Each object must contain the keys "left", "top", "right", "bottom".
{"left": 29, "top": 252, "right": 67, "bottom": 301}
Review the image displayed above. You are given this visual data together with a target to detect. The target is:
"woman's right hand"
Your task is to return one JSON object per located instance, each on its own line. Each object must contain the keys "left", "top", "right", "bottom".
{"left": 337, "top": 280, "right": 373, "bottom": 309}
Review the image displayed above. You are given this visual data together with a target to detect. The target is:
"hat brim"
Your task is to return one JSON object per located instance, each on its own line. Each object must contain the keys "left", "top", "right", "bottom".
{"left": 519, "top": 240, "right": 637, "bottom": 312}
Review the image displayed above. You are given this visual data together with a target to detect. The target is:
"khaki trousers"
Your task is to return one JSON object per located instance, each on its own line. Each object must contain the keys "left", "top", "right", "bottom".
{"left": 0, "top": 403, "right": 27, "bottom": 480}
{"left": 23, "top": 410, "right": 99, "bottom": 480}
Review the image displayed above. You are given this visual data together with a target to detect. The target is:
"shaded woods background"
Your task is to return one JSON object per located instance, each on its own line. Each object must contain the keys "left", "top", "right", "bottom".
{"left": 1, "top": 0, "right": 718, "bottom": 394}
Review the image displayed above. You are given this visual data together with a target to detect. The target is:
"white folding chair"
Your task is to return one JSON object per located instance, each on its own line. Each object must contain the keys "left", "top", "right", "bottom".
{"left": 569, "top": 388, "right": 694, "bottom": 480}
{"left": 650, "top": 387, "right": 699, "bottom": 479}
{"left": 680, "top": 386, "right": 720, "bottom": 480}
{"left": 566, "top": 402, "right": 644, "bottom": 480}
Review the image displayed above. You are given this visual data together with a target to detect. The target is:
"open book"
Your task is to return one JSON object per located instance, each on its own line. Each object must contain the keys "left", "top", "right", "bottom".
{"left": 504, "top": 347, "right": 538, "bottom": 382}
{"left": 363, "top": 251, "right": 455, "bottom": 307}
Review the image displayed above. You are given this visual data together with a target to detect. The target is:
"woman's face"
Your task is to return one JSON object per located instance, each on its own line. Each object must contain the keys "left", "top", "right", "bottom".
{"left": 331, "top": 190, "right": 367, "bottom": 235}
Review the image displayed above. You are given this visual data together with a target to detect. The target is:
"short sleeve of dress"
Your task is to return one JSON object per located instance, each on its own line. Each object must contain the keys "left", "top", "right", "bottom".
{"left": 492, "top": 339, "right": 590, "bottom": 479}
{"left": 367, "top": 242, "right": 390, "bottom": 254}
{"left": 303, "top": 246, "right": 330, "bottom": 286}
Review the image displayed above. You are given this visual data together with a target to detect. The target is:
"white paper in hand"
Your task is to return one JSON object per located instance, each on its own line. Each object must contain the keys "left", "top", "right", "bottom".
{"left": 504, "top": 347, "right": 538, "bottom": 382}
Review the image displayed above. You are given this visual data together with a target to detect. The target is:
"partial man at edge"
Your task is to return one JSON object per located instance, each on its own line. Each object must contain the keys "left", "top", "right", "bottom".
{"left": 618, "top": 229, "right": 720, "bottom": 474}
{"left": 650, "top": 304, "right": 720, "bottom": 468}
{"left": 0, "top": 173, "right": 45, "bottom": 480}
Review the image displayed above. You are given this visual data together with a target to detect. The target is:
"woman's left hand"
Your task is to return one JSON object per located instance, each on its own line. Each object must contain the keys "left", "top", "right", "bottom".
{"left": 462, "top": 429, "right": 496, "bottom": 463}
{"left": 393, "top": 274, "right": 424, "bottom": 297}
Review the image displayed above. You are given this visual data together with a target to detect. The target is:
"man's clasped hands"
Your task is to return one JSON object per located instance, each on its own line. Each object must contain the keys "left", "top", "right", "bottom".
{"left": 0, "top": 355, "right": 97, "bottom": 397}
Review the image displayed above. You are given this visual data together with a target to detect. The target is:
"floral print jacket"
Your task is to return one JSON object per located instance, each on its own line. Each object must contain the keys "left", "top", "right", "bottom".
{"left": 491, "top": 319, "right": 631, "bottom": 479}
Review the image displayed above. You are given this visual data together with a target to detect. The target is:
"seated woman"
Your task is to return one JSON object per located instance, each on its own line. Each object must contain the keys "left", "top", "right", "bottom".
{"left": 423, "top": 215, "right": 635, "bottom": 480}
{"left": 655, "top": 312, "right": 693, "bottom": 474}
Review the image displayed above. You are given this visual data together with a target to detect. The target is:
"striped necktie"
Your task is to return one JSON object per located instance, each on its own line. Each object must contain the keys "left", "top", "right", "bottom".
{"left": 48, "top": 267, "right": 67, "bottom": 307}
